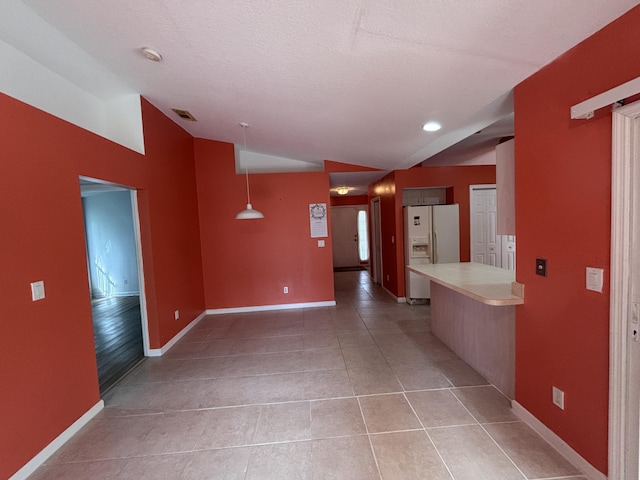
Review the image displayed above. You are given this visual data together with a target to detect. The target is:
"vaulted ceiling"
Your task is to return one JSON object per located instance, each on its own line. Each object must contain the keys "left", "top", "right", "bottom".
{"left": 4, "top": 1, "right": 639, "bottom": 172}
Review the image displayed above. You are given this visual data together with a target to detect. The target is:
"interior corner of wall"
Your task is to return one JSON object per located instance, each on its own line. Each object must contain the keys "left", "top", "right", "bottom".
{"left": 104, "top": 93, "right": 145, "bottom": 155}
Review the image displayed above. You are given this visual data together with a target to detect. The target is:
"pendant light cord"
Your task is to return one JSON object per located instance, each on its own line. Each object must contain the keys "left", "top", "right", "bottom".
{"left": 242, "top": 123, "right": 251, "bottom": 206}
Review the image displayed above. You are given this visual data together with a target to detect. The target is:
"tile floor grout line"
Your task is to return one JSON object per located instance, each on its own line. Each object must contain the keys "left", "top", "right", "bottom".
{"left": 402, "top": 390, "right": 457, "bottom": 480}
{"left": 478, "top": 422, "right": 529, "bottom": 479}
{"left": 449, "top": 388, "right": 529, "bottom": 480}
{"left": 355, "top": 366, "right": 385, "bottom": 479}
{"left": 39, "top": 272, "right": 573, "bottom": 479}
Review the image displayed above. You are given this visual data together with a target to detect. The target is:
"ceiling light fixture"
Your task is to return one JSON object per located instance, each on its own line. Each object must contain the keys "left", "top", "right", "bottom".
{"left": 235, "top": 122, "right": 264, "bottom": 220}
{"left": 336, "top": 187, "right": 349, "bottom": 195}
{"left": 141, "top": 47, "right": 162, "bottom": 62}
{"left": 422, "top": 121, "right": 442, "bottom": 132}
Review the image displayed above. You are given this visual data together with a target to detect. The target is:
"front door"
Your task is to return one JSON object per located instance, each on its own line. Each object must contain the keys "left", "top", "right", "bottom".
{"left": 331, "top": 206, "right": 361, "bottom": 268}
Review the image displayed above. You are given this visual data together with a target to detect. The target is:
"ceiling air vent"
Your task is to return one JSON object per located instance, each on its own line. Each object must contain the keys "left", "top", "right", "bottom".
{"left": 171, "top": 108, "right": 197, "bottom": 121}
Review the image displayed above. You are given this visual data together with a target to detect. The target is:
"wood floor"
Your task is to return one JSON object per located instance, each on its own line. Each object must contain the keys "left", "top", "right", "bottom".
{"left": 91, "top": 296, "right": 143, "bottom": 393}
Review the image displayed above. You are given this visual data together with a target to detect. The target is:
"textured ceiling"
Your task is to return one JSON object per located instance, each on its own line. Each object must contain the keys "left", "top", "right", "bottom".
{"left": 9, "top": 1, "right": 640, "bottom": 171}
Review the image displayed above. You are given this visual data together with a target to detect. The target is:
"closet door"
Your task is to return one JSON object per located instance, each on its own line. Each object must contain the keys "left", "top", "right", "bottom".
{"left": 470, "top": 185, "right": 501, "bottom": 267}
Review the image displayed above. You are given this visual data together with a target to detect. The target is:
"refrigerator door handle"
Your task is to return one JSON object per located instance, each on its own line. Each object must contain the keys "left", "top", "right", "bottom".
{"left": 433, "top": 231, "right": 438, "bottom": 264}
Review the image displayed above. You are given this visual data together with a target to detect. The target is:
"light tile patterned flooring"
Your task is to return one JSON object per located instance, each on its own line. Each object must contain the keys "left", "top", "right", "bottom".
{"left": 32, "top": 272, "right": 587, "bottom": 479}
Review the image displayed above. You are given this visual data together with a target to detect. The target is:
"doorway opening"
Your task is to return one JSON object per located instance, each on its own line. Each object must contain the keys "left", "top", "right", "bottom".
{"left": 331, "top": 205, "right": 369, "bottom": 272}
{"left": 80, "top": 177, "right": 149, "bottom": 393}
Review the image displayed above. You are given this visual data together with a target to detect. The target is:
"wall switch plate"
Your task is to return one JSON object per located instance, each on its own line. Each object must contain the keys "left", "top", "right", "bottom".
{"left": 317, "top": 240, "right": 325, "bottom": 247}
{"left": 31, "top": 281, "right": 45, "bottom": 301}
{"left": 174, "top": 310, "right": 180, "bottom": 320}
{"left": 283, "top": 286, "right": 288, "bottom": 294}
{"left": 552, "top": 386, "right": 565, "bottom": 410}
{"left": 536, "top": 258, "right": 547, "bottom": 276}
{"left": 586, "top": 267, "right": 604, "bottom": 293}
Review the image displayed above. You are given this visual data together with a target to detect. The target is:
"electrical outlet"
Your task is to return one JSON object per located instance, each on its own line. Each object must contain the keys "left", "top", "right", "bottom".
{"left": 284, "top": 286, "right": 289, "bottom": 294}
{"left": 386, "top": 274, "right": 390, "bottom": 281}
{"left": 552, "top": 386, "right": 565, "bottom": 410}
{"left": 174, "top": 310, "right": 180, "bottom": 320}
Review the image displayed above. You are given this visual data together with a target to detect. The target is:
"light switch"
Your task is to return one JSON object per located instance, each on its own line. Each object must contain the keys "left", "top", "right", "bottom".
{"left": 31, "top": 280, "right": 45, "bottom": 301}
{"left": 318, "top": 240, "right": 325, "bottom": 247}
{"left": 586, "top": 267, "right": 604, "bottom": 293}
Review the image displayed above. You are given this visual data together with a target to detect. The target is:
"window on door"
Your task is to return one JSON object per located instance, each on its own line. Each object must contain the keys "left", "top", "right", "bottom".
{"left": 357, "top": 210, "right": 369, "bottom": 262}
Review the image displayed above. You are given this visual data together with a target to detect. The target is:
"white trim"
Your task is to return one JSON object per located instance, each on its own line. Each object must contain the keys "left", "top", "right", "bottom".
{"left": 609, "top": 100, "right": 640, "bottom": 479}
{"left": 147, "top": 311, "right": 207, "bottom": 357}
{"left": 130, "top": 190, "right": 151, "bottom": 356}
{"left": 571, "top": 76, "right": 640, "bottom": 120}
{"left": 381, "top": 285, "right": 406, "bottom": 303}
{"left": 512, "top": 401, "right": 606, "bottom": 480}
{"left": 109, "top": 291, "right": 141, "bottom": 297}
{"left": 206, "top": 300, "right": 336, "bottom": 315}
{"left": 9, "top": 400, "right": 104, "bottom": 480}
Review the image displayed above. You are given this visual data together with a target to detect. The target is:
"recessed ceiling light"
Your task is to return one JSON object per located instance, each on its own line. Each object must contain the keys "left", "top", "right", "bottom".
{"left": 141, "top": 47, "right": 162, "bottom": 62}
{"left": 336, "top": 187, "right": 349, "bottom": 195}
{"left": 422, "top": 121, "right": 442, "bottom": 132}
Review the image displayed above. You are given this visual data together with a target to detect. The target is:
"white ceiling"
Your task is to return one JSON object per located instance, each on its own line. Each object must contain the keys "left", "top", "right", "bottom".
{"left": 7, "top": 1, "right": 640, "bottom": 173}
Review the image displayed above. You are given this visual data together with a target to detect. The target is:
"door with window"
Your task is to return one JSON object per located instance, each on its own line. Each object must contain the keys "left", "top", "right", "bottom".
{"left": 331, "top": 205, "right": 369, "bottom": 268}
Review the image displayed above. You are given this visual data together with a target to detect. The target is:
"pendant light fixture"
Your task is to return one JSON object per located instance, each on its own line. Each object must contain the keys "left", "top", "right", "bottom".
{"left": 235, "top": 122, "right": 264, "bottom": 220}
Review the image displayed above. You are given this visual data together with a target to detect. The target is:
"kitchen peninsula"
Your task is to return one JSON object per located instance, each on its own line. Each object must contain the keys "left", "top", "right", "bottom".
{"left": 408, "top": 262, "right": 524, "bottom": 399}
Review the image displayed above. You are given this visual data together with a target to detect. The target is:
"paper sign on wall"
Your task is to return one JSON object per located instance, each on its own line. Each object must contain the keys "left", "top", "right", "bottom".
{"left": 309, "top": 203, "right": 328, "bottom": 238}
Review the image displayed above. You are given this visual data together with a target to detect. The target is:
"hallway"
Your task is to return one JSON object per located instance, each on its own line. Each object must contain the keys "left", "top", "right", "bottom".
{"left": 31, "top": 272, "right": 585, "bottom": 479}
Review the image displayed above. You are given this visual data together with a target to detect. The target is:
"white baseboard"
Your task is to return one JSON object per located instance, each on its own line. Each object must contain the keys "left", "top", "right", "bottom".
{"left": 511, "top": 401, "right": 607, "bottom": 480}
{"left": 382, "top": 286, "right": 406, "bottom": 303}
{"left": 9, "top": 400, "right": 104, "bottom": 480}
{"left": 206, "top": 300, "right": 336, "bottom": 315}
{"left": 147, "top": 310, "right": 207, "bottom": 357}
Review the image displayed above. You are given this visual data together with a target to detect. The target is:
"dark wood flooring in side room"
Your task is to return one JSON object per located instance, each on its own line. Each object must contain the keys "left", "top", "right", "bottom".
{"left": 91, "top": 296, "right": 143, "bottom": 393}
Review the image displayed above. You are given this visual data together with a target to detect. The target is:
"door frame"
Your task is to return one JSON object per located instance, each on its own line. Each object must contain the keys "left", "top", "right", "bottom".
{"left": 130, "top": 190, "right": 151, "bottom": 356}
{"left": 79, "top": 176, "right": 151, "bottom": 357}
{"left": 609, "top": 100, "right": 640, "bottom": 479}
{"left": 371, "top": 197, "right": 383, "bottom": 284}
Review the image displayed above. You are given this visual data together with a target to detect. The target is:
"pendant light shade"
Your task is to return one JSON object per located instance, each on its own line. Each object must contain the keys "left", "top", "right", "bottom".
{"left": 235, "top": 204, "right": 264, "bottom": 219}
{"left": 235, "top": 122, "right": 264, "bottom": 220}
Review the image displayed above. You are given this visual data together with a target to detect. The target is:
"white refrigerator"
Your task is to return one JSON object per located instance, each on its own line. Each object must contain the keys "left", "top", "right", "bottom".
{"left": 404, "top": 204, "right": 460, "bottom": 301}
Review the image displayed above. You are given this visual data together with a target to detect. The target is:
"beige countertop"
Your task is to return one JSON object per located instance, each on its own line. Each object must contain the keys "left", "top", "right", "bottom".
{"left": 408, "top": 262, "right": 524, "bottom": 306}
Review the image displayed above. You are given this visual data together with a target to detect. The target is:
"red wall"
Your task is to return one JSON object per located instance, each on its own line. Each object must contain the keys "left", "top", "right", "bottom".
{"left": 0, "top": 95, "right": 205, "bottom": 479}
{"left": 514, "top": 6, "right": 640, "bottom": 474}
{"left": 195, "top": 139, "right": 335, "bottom": 308}
{"left": 369, "top": 166, "right": 496, "bottom": 297}
{"left": 330, "top": 195, "right": 368, "bottom": 207}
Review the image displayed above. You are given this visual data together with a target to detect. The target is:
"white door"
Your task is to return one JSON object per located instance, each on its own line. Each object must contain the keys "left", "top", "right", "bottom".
{"left": 610, "top": 104, "right": 640, "bottom": 479}
{"left": 470, "top": 185, "right": 502, "bottom": 266}
{"left": 501, "top": 235, "right": 516, "bottom": 271}
{"left": 629, "top": 115, "right": 640, "bottom": 480}
{"left": 331, "top": 206, "right": 360, "bottom": 268}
